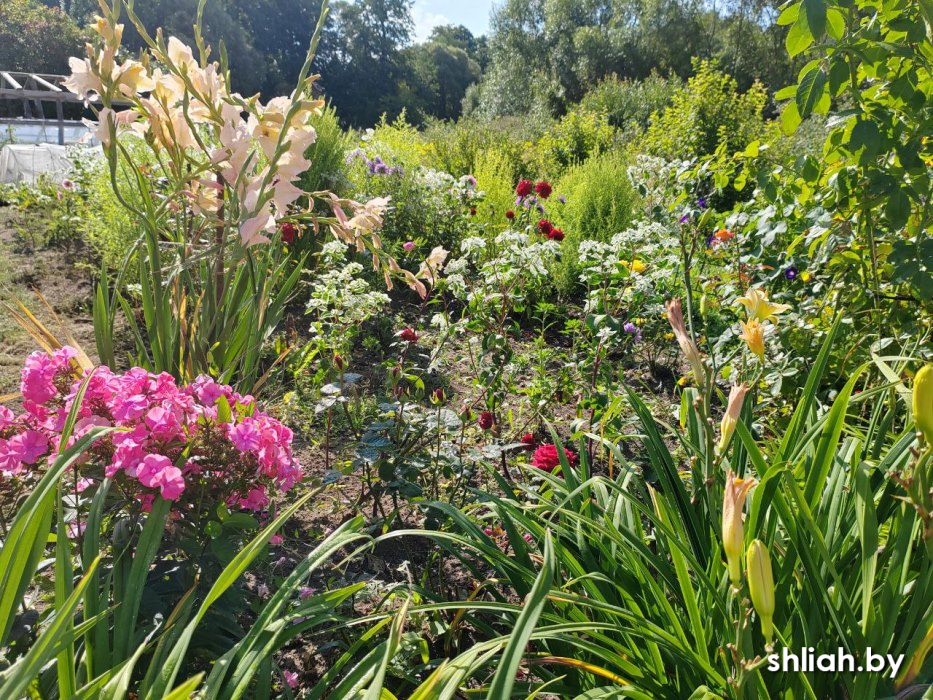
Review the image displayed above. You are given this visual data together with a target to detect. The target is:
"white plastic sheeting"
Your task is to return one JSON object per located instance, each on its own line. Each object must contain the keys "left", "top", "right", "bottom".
{"left": 0, "top": 144, "right": 96, "bottom": 184}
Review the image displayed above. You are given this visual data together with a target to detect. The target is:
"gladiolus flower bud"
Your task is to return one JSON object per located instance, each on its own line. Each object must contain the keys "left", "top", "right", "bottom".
{"left": 913, "top": 365, "right": 933, "bottom": 445}
{"left": 718, "top": 383, "right": 749, "bottom": 454}
{"left": 723, "top": 471, "right": 756, "bottom": 585}
{"left": 747, "top": 539, "right": 775, "bottom": 644}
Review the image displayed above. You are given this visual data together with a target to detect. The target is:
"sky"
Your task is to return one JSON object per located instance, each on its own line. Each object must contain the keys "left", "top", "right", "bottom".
{"left": 411, "top": 0, "right": 495, "bottom": 42}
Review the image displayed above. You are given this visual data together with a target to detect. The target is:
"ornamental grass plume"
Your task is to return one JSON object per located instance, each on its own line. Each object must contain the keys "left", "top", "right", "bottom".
{"left": 666, "top": 299, "right": 706, "bottom": 388}
{"left": 723, "top": 470, "right": 756, "bottom": 585}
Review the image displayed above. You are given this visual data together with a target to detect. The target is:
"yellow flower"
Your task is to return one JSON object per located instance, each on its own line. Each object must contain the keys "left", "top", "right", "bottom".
{"left": 913, "top": 365, "right": 933, "bottom": 445}
{"left": 747, "top": 539, "right": 775, "bottom": 644}
{"left": 664, "top": 332, "right": 675, "bottom": 341}
{"left": 737, "top": 288, "right": 791, "bottom": 323}
{"left": 718, "top": 383, "right": 749, "bottom": 454}
{"left": 623, "top": 258, "right": 647, "bottom": 273}
{"left": 739, "top": 319, "right": 767, "bottom": 358}
{"left": 800, "top": 271, "right": 811, "bottom": 282}
{"left": 723, "top": 471, "right": 756, "bottom": 584}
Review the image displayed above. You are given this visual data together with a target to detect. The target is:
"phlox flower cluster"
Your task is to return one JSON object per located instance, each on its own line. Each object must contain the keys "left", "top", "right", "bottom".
{"left": 0, "top": 347, "right": 300, "bottom": 512}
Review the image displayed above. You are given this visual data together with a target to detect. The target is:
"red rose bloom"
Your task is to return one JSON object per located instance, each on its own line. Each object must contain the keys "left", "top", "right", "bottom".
{"left": 534, "top": 181, "right": 552, "bottom": 199}
{"left": 279, "top": 222, "right": 299, "bottom": 245}
{"left": 505, "top": 210, "right": 515, "bottom": 220}
{"left": 516, "top": 179, "right": 534, "bottom": 198}
{"left": 478, "top": 411, "right": 494, "bottom": 430}
{"left": 530, "top": 444, "right": 577, "bottom": 472}
{"left": 399, "top": 328, "right": 419, "bottom": 343}
{"left": 470, "top": 207, "right": 477, "bottom": 216}
{"left": 537, "top": 219, "right": 553, "bottom": 235}
{"left": 520, "top": 433, "right": 537, "bottom": 450}
{"left": 547, "top": 227, "right": 564, "bottom": 242}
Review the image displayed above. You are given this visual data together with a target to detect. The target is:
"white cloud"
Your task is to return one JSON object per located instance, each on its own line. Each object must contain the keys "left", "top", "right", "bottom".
{"left": 412, "top": 6, "right": 451, "bottom": 42}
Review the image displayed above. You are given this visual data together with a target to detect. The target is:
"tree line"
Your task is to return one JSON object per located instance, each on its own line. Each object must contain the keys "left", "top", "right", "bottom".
{"left": 4, "top": 0, "right": 793, "bottom": 127}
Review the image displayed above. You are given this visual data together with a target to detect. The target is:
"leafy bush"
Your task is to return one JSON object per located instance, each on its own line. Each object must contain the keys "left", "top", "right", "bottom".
{"left": 0, "top": 0, "right": 83, "bottom": 74}
{"left": 552, "top": 150, "right": 641, "bottom": 293}
{"left": 643, "top": 60, "right": 767, "bottom": 161}
{"left": 579, "top": 72, "right": 680, "bottom": 135}
{"left": 298, "top": 103, "right": 350, "bottom": 195}
{"left": 534, "top": 108, "right": 616, "bottom": 177}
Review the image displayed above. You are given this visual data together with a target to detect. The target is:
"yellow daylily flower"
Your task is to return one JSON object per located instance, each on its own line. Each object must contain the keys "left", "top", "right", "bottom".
{"left": 623, "top": 258, "right": 647, "bottom": 273}
{"left": 737, "top": 288, "right": 791, "bottom": 323}
{"left": 739, "top": 319, "right": 767, "bottom": 358}
{"left": 723, "top": 471, "right": 756, "bottom": 584}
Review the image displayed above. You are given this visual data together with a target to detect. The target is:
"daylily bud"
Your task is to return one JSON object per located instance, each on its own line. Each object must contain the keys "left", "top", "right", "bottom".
{"left": 718, "top": 383, "right": 749, "bottom": 454}
{"left": 913, "top": 365, "right": 933, "bottom": 445}
{"left": 747, "top": 539, "right": 775, "bottom": 644}
{"left": 666, "top": 299, "right": 705, "bottom": 388}
{"left": 723, "top": 471, "right": 756, "bottom": 585}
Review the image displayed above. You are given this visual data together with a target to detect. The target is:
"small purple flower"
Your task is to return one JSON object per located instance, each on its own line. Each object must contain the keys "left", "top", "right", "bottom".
{"left": 698, "top": 197, "right": 708, "bottom": 209}
{"left": 283, "top": 670, "right": 299, "bottom": 689}
{"left": 679, "top": 213, "right": 690, "bottom": 225}
{"left": 784, "top": 265, "right": 799, "bottom": 280}
{"left": 299, "top": 586, "right": 315, "bottom": 599}
{"left": 623, "top": 322, "right": 642, "bottom": 342}
{"left": 403, "top": 241, "right": 415, "bottom": 252}
{"left": 706, "top": 234, "right": 715, "bottom": 247}
{"left": 557, "top": 195, "right": 567, "bottom": 204}
{"left": 536, "top": 203, "right": 545, "bottom": 213}
{"left": 464, "top": 174, "right": 477, "bottom": 187}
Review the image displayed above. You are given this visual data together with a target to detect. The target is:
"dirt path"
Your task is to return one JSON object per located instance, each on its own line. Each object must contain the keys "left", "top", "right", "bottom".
{"left": 0, "top": 205, "right": 98, "bottom": 394}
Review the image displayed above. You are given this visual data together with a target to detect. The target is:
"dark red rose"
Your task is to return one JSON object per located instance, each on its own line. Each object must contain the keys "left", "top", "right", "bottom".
{"left": 516, "top": 179, "right": 534, "bottom": 198}
{"left": 537, "top": 219, "right": 553, "bottom": 235}
{"left": 534, "top": 181, "right": 552, "bottom": 199}
{"left": 520, "top": 433, "right": 537, "bottom": 450}
{"left": 547, "top": 227, "right": 564, "bottom": 242}
{"left": 279, "top": 222, "right": 299, "bottom": 245}
{"left": 478, "top": 411, "right": 494, "bottom": 430}
{"left": 531, "top": 444, "right": 577, "bottom": 472}
{"left": 505, "top": 210, "right": 515, "bottom": 220}
{"left": 399, "top": 328, "right": 419, "bottom": 343}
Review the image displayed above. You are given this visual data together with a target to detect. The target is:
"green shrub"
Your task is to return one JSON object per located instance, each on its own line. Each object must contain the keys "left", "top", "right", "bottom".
{"left": 80, "top": 156, "right": 138, "bottom": 270}
{"left": 422, "top": 116, "right": 542, "bottom": 179}
{"left": 534, "top": 108, "right": 616, "bottom": 178}
{"left": 299, "top": 103, "right": 350, "bottom": 195}
{"left": 552, "top": 150, "right": 640, "bottom": 293}
{"left": 643, "top": 60, "right": 767, "bottom": 161}
{"left": 579, "top": 72, "right": 680, "bottom": 135}
{"left": 472, "top": 145, "right": 521, "bottom": 228}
